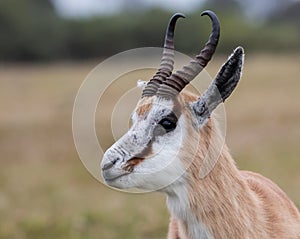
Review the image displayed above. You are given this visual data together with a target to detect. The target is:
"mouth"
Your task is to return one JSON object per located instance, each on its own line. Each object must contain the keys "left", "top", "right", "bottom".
{"left": 103, "top": 172, "right": 130, "bottom": 182}
{"left": 101, "top": 157, "right": 145, "bottom": 184}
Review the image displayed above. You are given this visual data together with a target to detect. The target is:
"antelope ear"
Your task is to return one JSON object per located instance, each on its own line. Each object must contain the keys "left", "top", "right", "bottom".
{"left": 191, "top": 47, "right": 244, "bottom": 125}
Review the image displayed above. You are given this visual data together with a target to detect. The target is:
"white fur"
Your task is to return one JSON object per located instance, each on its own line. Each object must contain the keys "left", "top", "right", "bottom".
{"left": 137, "top": 79, "right": 147, "bottom": 89}
{"left": 104, "top": 101, "right": 188, "bottom": 191}
{"left": 102, "top": 98, "right": 184, "bottom": 189}
{"left": 167, "top": 184, "right": 213, "bottom": 239}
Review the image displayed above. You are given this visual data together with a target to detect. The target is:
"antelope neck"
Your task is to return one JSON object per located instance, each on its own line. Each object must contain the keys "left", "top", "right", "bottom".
{"left": 165, "top": 148, "right": 256, "bottom": 239}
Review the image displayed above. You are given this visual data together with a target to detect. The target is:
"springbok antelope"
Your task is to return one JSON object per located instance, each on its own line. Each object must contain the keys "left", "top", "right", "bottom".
{"left": 101, "top": 11, "right": 300, "bottom": 239}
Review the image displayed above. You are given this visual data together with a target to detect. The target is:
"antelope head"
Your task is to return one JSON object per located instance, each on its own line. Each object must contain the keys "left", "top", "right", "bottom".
{"left": 101, "top": 11, "right": 244, "bottom": 192}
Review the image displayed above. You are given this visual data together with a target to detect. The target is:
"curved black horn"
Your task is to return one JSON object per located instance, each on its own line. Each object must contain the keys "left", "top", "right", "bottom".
{"left": 142, "top": 13, "right": 185, "bottom": 98}
{"left": 156, "top": 10, "right": 220, "bottom": 98}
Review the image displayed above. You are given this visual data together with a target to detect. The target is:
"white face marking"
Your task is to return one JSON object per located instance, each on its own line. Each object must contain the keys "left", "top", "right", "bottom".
{"left": 101, "top": 95, "right": 212, "bottom": 237}
{"left": 101, "top": 97, "right": 188, "bottom": 191}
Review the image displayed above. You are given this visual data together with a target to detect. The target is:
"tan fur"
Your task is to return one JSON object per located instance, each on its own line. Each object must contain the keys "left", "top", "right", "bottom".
{"left": 166, "top": 91, "right": 300, "bottom": 239}
{"left": 136, "top": 97, "right": 154, "bottom": 116}
{"left": 168, "top": 217, "right": 181, "bottom": 239}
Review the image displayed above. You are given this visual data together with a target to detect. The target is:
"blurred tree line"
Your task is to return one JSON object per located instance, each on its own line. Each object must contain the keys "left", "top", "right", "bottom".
{"left": 0, "top": 0, "right": 299, "bottom": 61}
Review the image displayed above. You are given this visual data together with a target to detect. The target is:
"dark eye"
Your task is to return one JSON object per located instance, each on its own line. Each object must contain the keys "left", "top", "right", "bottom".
{"left": 158, "top": 118, "right": 177, "bottom": 133}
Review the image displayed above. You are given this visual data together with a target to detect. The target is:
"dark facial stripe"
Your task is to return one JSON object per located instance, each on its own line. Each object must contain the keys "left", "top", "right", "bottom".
{"left": 124, "top": 97, "right": 184, "bottom": 172}
{"left": 123, "top": 140, "right": 153, "bottom": 172}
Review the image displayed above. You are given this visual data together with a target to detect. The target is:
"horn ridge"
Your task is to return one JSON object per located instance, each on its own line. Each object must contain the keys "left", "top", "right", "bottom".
{"left": 142, "top": 13, "right": 185, "bottom": 98}
{"left": 156, "top": 10, "right": 220, "bottom": 98}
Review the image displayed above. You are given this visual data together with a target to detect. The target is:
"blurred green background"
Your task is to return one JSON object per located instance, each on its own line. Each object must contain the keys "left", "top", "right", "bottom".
{"left": 0, "top": 0, "right": 299, "bottom": 61}
{"left": 0, "top": 0, "right": 300, "bottom": 238}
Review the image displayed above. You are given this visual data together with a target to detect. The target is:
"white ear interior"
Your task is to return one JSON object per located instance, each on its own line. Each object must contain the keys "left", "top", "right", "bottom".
{"left": 137, "top": 79, "right": 147, "bottom": 89}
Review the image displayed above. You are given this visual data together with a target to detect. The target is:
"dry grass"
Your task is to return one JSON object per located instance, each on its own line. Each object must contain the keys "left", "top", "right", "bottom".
{"left": 0, "top": 53, "right": 300, "bottom": 239}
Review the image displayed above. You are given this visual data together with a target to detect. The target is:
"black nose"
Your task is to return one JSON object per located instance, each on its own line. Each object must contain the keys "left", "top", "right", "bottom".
{"left": 102, "top": 158, "right": 117, "bottom": 171}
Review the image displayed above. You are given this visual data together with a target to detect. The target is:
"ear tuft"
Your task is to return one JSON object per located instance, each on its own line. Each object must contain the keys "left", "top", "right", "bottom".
{"left": 233, "top": 46, "right": 244, "bottom": 56}
{"left": 137, "top": 79, "right": 147, "bottom": 89}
